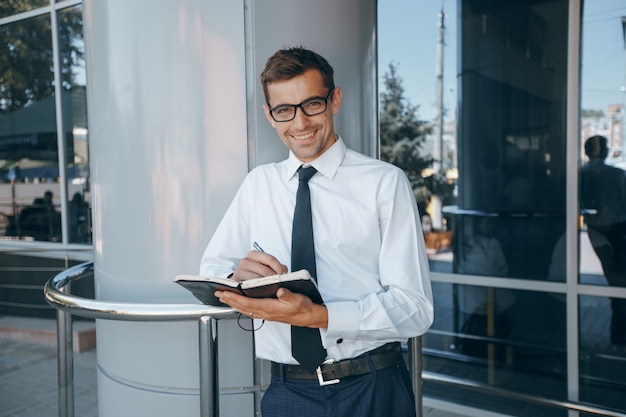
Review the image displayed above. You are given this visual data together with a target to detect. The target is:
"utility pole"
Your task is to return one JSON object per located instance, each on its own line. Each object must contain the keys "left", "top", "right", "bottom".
{"left": 621, "top": 16, "right": 626, "bottom": 162}
{"left": 435, "top": 6, "right": 445, "bottom": 174}
{"left": 432, "top": 6, "right": 446, "bottom": 230}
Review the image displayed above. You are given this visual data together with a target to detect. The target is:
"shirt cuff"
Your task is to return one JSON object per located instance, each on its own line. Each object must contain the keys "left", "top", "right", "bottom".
{"left": 324, "top": 301, "right": 360, "bottom": 344}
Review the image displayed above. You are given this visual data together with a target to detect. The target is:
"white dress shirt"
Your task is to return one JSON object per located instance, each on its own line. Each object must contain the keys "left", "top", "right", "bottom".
{"left": 200, "top": 137, "right": 433, "bottom": 364}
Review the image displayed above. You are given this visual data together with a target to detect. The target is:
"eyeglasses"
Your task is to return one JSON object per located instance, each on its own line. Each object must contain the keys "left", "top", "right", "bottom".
{"left": 268, "top": 89, "right": 334, "bottom": 122}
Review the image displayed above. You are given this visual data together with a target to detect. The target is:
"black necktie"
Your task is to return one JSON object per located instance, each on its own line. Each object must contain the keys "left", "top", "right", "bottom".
{"left": 291, "top": 166, "right": 327, "bottom": 373}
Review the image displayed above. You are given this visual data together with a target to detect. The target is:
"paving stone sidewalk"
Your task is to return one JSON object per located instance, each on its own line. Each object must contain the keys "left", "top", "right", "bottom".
{"left": 0, "top": 337, "right": 98, "bottom": 417}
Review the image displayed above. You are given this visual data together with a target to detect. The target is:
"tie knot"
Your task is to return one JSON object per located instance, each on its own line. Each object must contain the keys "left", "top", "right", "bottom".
{"left": 298, "top": 166, "right": 317, "bottom": 183}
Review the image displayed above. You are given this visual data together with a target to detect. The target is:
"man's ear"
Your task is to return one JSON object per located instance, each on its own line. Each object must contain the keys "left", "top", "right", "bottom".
{"left": 330, "top": 87, "right": 343, "bottom": 115}
{"left": 262, "top": 105, "right": 276, "bottom": 128}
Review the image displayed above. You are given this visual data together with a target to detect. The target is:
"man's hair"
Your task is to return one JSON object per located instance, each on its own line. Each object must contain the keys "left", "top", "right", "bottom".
{"left": 260, "top": 46, "right": 335, "bottom": 104}
{"left": 584, "top": 135, "right": 609, "bottom": 160}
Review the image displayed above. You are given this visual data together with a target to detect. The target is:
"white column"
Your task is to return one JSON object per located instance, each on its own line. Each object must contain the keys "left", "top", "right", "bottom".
{"left": 84, "top": 1, "right": 250, "bottom": 415}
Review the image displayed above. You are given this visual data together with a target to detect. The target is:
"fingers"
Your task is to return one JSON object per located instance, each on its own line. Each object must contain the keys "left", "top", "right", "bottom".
{"left": 231, "top": 251, "right": 287, "bottom": 282}
{"left": 215, "top": 290, "right": 260, "bottom": 316}
{"left": 249, "top": 250, "right": 288, "bottom": 275}
{"left": 215, "top": 288, "right": 321, "bottom": 327}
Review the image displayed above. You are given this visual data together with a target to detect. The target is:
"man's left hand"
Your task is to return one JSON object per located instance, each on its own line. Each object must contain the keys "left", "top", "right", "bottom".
{"left": 215, "top": 287, "right": 328, "bottom": 328}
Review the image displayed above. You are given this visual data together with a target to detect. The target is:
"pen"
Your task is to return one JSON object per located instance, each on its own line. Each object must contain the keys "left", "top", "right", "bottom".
{"left": 252, "top": 242, "right": 265, "bottom": 253}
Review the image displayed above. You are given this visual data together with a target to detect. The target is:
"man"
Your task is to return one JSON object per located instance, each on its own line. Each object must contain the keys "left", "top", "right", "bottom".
{"left": 580, "top": 135, "right": 626, "bottom": 345}
{"left": 200, "top": 47, "right": 433, "bottom": 416}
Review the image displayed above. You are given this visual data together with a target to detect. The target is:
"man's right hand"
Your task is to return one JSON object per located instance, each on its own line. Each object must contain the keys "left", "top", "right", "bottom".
{"left": 231, "top": 250, "right": 288, "bottom": 282}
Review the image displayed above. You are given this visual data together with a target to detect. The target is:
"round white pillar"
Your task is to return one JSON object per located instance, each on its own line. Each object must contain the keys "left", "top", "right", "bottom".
{"left": 84, "top": 0, "right": 251, "bottom": 415}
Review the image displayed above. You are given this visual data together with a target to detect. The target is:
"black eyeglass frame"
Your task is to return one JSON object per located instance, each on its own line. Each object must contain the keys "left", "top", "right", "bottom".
{"left": 268, "top": 89, "right": 335, "bottom": 122}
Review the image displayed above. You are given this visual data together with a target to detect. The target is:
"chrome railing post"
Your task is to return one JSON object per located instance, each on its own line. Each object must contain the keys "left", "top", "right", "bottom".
{"left": 56, "top": 285, "right": 74, "bottom": 417}
{"left": 199, "top": 316, "right": 219, "bottom": 417}
{"left": 409, "top": 336, "right": 423, "bottom": 417}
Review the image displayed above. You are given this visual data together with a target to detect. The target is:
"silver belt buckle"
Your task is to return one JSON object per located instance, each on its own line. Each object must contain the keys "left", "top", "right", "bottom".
{"left": 316, "top": 359, "right": 340, "bottom": 386}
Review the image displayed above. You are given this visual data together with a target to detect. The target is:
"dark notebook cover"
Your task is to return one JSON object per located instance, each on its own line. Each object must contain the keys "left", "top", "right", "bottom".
{"left": 175, "top": 269, "right": 323, "bottom": 306}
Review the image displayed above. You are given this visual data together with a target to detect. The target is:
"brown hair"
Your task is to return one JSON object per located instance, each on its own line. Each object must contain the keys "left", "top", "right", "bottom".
{"left": 260, "top": 46, "right": 335, "bottom": 104}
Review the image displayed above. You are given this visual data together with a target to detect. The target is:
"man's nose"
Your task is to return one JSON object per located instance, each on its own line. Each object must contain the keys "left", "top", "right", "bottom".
{"left": 291, "top": 106, "right": 311, "bottom": 126}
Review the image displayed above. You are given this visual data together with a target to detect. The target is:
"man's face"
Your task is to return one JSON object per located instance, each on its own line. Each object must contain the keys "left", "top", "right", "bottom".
{"left": 263, "top": 69, "right": 342, "bottom": 163}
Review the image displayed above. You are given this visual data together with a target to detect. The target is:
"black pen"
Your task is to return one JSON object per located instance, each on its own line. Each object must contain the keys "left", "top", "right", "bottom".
{"left": 252, "top": 242, "right": 265, "bottom": 253}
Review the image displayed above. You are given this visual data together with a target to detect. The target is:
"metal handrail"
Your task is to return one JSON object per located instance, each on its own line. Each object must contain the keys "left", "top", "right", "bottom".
{"left": 44, "top": 262, "right": 238, "bottom": 321}
{"left": 422, "top": 372, "right": 626, "bottom": 417}
{"left": 44, "top": 261, "right": 239, "bottom": 417}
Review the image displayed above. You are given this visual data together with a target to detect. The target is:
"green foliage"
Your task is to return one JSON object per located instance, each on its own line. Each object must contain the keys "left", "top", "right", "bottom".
{"left": 0, "top": 3, "right": 84, "bottom": 114}
{"left": 379, "top": 63, "right": 452, "bottom": 214}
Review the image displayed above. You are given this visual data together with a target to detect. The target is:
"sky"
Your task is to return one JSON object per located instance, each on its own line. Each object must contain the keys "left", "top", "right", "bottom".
{"left": 580, "top": 0, "right": 626, "bottom": 113}
{"left": 378, "top": 0, "right": 458, "bottom": 123}
{"left": 378, "top": 0, "right": 626, "bottom": 122}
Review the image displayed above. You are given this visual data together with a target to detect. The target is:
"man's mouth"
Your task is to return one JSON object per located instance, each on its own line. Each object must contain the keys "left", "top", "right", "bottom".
{"left": 292, "top": 131, "right": 316, "bottom": 141}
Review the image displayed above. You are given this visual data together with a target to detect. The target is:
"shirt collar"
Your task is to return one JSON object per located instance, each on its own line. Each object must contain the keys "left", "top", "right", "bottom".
{"left": 286, "top": 135, "right": 347, "bottom": 181}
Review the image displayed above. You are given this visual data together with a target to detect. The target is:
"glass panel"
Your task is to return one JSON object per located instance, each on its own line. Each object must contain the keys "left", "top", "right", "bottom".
{"left": 579, "top": 295, "right": 626, "bottom": 410}
{"left": 579, "top": 1, "right": 626, "bottom": 411}
{"left": 0, "top": 14, "right": 61, "bottom": 242}
{"left": 380, "top": 0, "right": 570, "bottom": 415}
{"left": 451, "top": 0, "right": 569, "bottom": 282}
{"left": 378, "top": 1, "right": 458, "bottom": 269}
{"left": 0, "top": 1, "right": 49, "bottom": 19}
{"left": 424, "top": 282, "right": 567, "bottom": 416}
{"left": 58, "top": 5, "right": 91, "bottom": 243}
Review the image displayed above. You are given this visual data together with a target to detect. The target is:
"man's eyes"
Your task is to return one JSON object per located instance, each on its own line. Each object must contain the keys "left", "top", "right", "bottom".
{"left": 304, "top": 99, "right": 324, "bottom": 108}
{"left": 273, "top": 106, "right": 292, "bottom": 114}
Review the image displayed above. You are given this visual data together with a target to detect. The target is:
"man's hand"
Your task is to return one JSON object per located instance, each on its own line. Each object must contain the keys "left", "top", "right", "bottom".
{"left": 215, "top": 287, "right": 328, "bottom": 329}
{"left": 231, "top": 250, "right": 288, "bottom": 282}
{"left": 222, "top": 249, "right": 328, "bottom": 328}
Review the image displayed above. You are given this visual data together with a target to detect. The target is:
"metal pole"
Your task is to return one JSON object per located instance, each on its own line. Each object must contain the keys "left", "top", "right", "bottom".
{"left": 409, "top": 336, "right": 423, "bottom": 417}
{"left": 56, "top": 285, "right": 74, "bottom": 417}
{"left": 621, "top": 17, "right": 626, "bottom": 163}
{"left": 199, "top": 316, "right": 218, "bottom": 417}
{"left": 436, "top": 6, "right": 445, "bottom": 174}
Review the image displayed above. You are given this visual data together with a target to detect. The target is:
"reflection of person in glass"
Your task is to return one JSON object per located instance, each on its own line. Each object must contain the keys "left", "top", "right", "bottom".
{"left": 580, "top": 135, "right": 626, "bottom": 345}
{"left": 457, "top": 217, "right": 513, "bottom": 359}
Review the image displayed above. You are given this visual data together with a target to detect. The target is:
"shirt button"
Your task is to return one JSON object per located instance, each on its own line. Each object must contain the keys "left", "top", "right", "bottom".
{"left": 336, "top": 338, "right": 343, "bottom": 344}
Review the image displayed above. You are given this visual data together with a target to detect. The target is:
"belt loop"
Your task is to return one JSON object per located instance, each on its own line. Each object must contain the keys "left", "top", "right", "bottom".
{"left": 364, "top": 351, "right": 377, "bottom": 375}
{"left": 279, "top": 363, "right": 286, "bottom": 383}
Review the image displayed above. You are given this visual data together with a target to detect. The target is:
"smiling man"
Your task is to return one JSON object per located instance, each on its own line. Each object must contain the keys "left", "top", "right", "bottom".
{"left": 199, "top": 46, "right": 433, "bottom": 417}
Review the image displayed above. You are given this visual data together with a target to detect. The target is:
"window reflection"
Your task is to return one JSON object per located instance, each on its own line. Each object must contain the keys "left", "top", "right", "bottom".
{"left": 0, "top": 5, "right": 90, "bottom": 243}
{"left": 59, "top": 5, "right": 91, "bottom": 243}
{"left": 0, "top": 14, "right": 59, "bottom": 241}
{"left": 578, "top": 3, "right": 626, "bottom": 410}
{"left": 381, "top": 0, "right": 626, "bottom": 414}
{"left": 579, "top": 295, "right": 626, "bottom": 410}
{"left": 0, "top": 1, "right": 49, "bottom": 19}
{"left": 580, "top": 135, "right": 626, "bottom": 343}
{"left": 424, "top": 282, "right": 567, "bottom": 415}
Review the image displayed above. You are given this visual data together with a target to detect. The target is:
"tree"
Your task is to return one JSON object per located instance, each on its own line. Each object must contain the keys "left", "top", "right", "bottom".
{"left": 379, "top": 62, "right": 452, "bottom": 217}
{"left": 0, "top": 3, "right": 84, "bottom": 114}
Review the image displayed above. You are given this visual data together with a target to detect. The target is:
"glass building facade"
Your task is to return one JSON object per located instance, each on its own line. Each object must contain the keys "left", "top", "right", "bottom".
{"left": 2, "top": 0, "right": 626, "bottom": 415}
{"left": 0, "top": 0, "right": 90, "bottom": 245}
{"left": 379, "top": 0, "right": 626, "bottom": 415}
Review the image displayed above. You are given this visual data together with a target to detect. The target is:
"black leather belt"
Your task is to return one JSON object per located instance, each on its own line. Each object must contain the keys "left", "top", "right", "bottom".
{"left": 271, "top": 342, "right": 403, "bottom": 386}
